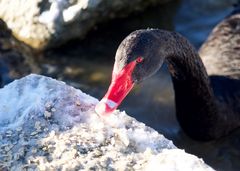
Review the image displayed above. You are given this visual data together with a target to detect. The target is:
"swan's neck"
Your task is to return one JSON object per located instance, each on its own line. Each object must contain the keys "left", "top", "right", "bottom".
{"left": 165, "top": 32, "right": 223, "bottom": 140}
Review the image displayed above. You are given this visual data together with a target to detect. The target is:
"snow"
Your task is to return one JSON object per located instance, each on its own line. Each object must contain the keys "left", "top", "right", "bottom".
{"left": 0, "top": 74, "right": 97, "bottom": 129}
{"left": 0, "top": 74, "right": 214, "bottom": 170}
{"left": 38, "top": 0, "right": 68, "bottom": 25}
{"left": 62, "top": 4, "right": 82, "bottom": 22}
{"left": 145, "top": 149, "right": 212, "bottom": 171}
{"left": 38, "top": 0, "right": 102, "bottom": 26}
{"left": 38, "top": 0, "right": 102, "bottom": 25}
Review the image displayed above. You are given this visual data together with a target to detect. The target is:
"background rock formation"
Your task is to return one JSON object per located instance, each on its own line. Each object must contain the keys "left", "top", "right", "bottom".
{"left": 0, "top": 0, "right": 171, "bottom": 50}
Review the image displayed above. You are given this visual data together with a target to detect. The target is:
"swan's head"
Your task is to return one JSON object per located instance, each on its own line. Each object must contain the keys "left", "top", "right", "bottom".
{"left": 95, "top": 30, "right": 165, "bottom": 115}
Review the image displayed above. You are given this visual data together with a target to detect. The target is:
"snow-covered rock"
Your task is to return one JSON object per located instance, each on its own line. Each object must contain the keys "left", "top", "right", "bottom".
{"left": 0, "top": 0, "right": 171, "bottom": 50}
{"left": 0, "top": 74, "right": 214, "bottom": 170}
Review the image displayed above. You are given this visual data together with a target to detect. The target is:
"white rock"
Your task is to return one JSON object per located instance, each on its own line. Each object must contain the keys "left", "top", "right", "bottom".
{"left": 0, "top": 0, "right": 171, "bottom": 49}
{"left": 0, "top": 74, "right": 214, "bottom": 170}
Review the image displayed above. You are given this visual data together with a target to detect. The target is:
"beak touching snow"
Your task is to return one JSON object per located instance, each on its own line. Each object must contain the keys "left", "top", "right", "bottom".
{"left": 95, "top": 60, "right": 138, "bottom": 115}
{"left": 95, "top": 98, "right": 118, "bottom": 115}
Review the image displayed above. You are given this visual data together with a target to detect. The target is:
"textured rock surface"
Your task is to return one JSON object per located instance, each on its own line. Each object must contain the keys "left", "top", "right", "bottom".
{"left": 0, "top": 0, "right": 171, "bottom": 50}
{"left": 0, "top": 74, "right": 214, "bottom": 170}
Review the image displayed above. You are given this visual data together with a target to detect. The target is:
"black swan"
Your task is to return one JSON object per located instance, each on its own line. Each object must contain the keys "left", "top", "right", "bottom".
{"left": 95, "top": 7, "right": 240, "bottom": 141}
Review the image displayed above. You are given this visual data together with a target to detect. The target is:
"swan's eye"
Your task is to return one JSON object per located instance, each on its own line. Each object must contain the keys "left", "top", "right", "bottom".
{"left": 136, "top": 57, "right": 144, "bottom": 63}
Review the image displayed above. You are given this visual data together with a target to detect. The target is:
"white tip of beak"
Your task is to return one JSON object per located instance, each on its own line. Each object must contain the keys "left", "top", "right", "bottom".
{"left": 95, "top": 102, "right": 106, "bottom": 115}
{"left": 95, "top": 98, "right": 117, "bottom": 115}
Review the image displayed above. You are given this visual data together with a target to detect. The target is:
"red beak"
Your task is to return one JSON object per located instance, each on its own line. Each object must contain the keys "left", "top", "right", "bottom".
{"left": 95, "top": 60, "right": 138, "bottom": 115}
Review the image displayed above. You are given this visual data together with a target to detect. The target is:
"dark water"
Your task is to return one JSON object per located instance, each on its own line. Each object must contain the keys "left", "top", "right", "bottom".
{"left": 6, "top": 0, "right": 240, "bottom": 170}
